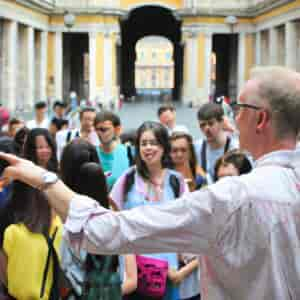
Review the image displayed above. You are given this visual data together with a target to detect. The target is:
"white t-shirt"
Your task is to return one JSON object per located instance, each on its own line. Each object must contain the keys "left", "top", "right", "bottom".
{"left": 56, "top": 129, "right": 100, "bottom": 161}
{"left": 26, "top": 118, "right": 49, "bottom": 130}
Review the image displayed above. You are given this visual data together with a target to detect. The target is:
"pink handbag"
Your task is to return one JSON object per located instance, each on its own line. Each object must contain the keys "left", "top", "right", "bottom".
{"left": 136, "top": 255, "right": 168, "bottom": 299}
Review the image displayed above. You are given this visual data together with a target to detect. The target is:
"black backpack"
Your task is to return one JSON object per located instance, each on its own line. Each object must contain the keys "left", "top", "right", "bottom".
{"left": 41, "top": 228, "right": 121, "bottom": 300}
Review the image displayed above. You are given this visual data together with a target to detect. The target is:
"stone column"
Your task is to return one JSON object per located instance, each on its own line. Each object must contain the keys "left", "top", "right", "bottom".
{"left": 238, "top": 32, "right": 246, "bottom": 93}
{"left": 2, "top": 20, "right": 18, "bottom": 111}
{"left": 182, "top": 29, "right": 199, "bottom": 105}
{"left": 89, "top": 31, "right": 97, "bottom": 104}
{"left": 285, "top": 21, "right": 297, "bottom": 69}
{"left": 204, "top": 32, "right": 213, "bottom": 102}
{"left": 24, "top": 26, "right": 35, "bottom": 109}
{"left": 40, "top": 31, "right": 48, "bottom": 101}
{"left": 103, "top": 30, "right": 113, "bottom": 107}
{"left": 55, "top": 31, "right": 63, "bottom": 100}
{"left": 102, "top": 28, "right": 119, "bottom": 108}
{"left": 255, "top": 31, "right": 261, "bottom": 65}
{"left": 269, "top": 27, "right": 278, "bottom": 65}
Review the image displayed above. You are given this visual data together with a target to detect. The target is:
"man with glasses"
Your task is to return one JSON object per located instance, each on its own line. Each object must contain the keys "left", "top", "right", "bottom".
{"left": 3, "top": 66, "right": 300, "bottom": 299}
{"left": 94, "top": 111, "right": 130, "bottom": 190}
{"left": 194, "top": 102, "right": 239, "bottom": 183}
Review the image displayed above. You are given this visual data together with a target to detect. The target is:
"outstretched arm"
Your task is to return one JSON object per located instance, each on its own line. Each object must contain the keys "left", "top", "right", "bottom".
{"left": 0, "top": 152, "right": 241, "bottom": 257}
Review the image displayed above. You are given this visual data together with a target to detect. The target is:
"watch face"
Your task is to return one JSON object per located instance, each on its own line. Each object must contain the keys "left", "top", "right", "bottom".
{"left": 43, "top": 172, "right": 58, "bottom": 184}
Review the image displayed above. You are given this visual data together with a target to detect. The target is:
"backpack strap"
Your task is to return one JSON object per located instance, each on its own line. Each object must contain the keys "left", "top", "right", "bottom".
{"left": 224, "top": 136, "right": 231, "bottom": 153}
{"left": 169, "top": 174, "right": 180, "bottom": 198}
{"left": 41, "top": 227, "right": 60, "bottom": 300}
{"left": 126, "top": 145, "right": 134, "bottom": 166}
{"left": 66, "top": 130, "right": 80, "bottom": 144}
{"left": 200, "top": 140, "right": 207, "bottom": 173}
{"left": 66, "top": 131, "right": 72, "bottom": 144}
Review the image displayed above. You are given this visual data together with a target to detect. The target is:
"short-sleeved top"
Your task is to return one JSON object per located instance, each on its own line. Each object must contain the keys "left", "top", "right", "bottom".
{"left": 111, "top": 167, "right": 188, "bottom": 210}
{"left": 194, "top": 135, "right": 239, "bottom": 183}
{"left": 3, "top": 216, "right": 63, "bottom": 300}
{"left": 27, "top": 118, "right": 49, "bottom": 130}
{"left": 96, "top": 143, "right": 130, "bottom": 190}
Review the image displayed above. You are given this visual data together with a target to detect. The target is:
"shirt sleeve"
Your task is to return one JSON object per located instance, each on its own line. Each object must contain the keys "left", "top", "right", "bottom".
{"left": 109, "top": 172, "right": 128, "bottom": 210}
{"left": 64, "top": 178, "right": 245, "bottom": 257}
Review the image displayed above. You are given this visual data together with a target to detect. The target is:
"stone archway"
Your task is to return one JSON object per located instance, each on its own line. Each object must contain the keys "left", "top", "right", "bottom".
{"left": 120, "top": 5, "right": 183, "bottom": 101}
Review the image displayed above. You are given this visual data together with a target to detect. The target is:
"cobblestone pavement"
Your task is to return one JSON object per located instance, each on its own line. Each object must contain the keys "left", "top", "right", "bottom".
{"left": 119, "top": 100, "right": 202, "bottom": 140}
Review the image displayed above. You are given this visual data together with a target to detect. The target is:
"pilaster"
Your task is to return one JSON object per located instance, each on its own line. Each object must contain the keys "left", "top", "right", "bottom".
{"left": 55, "top": 31, "right": 63, "bottom": 100}
{"left": 285, "top": 21, "right": 297, "bottom": 69}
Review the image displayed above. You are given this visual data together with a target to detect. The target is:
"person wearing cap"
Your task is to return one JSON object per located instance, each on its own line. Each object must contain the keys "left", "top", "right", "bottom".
{"left": 27, "top": 101, "right": 49, "bottom": 130}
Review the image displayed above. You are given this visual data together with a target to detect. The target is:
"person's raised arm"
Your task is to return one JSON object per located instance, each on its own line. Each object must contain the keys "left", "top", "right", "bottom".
{"left": 0, "top": 152, "right": 243, "bottom": 257}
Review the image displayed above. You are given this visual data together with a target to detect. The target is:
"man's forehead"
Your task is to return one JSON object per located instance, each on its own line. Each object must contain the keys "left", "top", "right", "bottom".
{"left": 97, "top": 120, "right": 114, "bottom": 127}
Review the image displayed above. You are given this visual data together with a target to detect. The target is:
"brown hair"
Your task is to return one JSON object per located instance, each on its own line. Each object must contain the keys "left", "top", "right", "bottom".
{"left": 214, "top": 149, "right": 252, "bottom": 181}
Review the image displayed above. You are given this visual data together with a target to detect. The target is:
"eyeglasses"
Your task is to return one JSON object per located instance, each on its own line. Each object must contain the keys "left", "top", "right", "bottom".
{"left": 95, "top": 127, "right": 111, "bottom": 133}
{"left": 231, "top": 102, "right": 262, "bottom": 117}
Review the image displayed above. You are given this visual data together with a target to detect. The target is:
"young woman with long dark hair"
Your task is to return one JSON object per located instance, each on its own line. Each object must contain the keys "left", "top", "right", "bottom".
{"left": 111, "top": 121, "right": 188, "bottom": 300}
{"left": 0, "top": 128, "right": 60, "bottom": 299}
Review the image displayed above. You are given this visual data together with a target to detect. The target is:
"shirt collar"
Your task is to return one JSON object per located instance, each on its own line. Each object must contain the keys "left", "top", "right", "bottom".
{"left": 255, "top": 149, "right": 300, "bottom": 170}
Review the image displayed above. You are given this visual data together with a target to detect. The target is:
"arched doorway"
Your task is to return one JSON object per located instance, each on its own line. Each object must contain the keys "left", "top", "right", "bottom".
{"left": 120, "top": 5, "right": 183, "bottom": 101}
{"left": 135, "top": 36, "right": 174, "bottom": 101}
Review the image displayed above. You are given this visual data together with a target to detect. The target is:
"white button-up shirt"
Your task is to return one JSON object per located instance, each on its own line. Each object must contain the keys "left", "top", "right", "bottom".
{"left": 64, "top": 149, "right": 300, "bottom": 300}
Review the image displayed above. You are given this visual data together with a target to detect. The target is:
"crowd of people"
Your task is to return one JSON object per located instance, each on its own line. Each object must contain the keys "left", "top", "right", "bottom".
{"left": 0, "top": 65, "right": 300, "bottom": 300}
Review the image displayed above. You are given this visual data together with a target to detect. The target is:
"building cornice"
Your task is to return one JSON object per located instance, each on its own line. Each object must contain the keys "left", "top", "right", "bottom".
{"left": 176, "top": 0, "right": 294, "bottom": 18}
{"left": 5, "top": 0, "right": 298, "bottom": 22}
{"left": 16, "top": 0, "right": 54, "bottom": 13}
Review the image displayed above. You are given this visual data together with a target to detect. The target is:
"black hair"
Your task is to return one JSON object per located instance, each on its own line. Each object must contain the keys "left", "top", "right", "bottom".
{"left": 8, "top": 117, "right": 22, "bottom": 127}
{"left": 60, "top": 139, "right": 109, "bottom": 208}
{"left": 135, "top": 121, "right": 173, "bottom": 181}
{"left": 120, "top": 129, "right": 137, "bottom": 145}
{"left": 79, "top": 106, "right": 96, "bottom": 120}
{"left": 94, "top": 110, "right": 121, "bottom": 127}
{"left": 0, "top": 135, "right": 52, "bottom": 243}
{"left": 197, "top": 102, "right": 224, "bottom": 122}
{"left": 157, "top": 103, "right": 175, "bottom": 117}
{"left": 35, "top": 101, "right": 47, "bottom": 110}
{"left": 23, "top": 128, "right": 58, "bottom": 172}
{"left": 0, "top": 182, "right": 52, "bottom": 246}
{"left": 0, "top": 137, "right": 16, "bottom": 176}
{"left": 51, "top": 117, "right": 69, "bottom": 131}
{"left": 214, "top": 149, "right": 253, "bottom": 181}
{"left": 13, "top": 126, "right": 30, "bottom": 156}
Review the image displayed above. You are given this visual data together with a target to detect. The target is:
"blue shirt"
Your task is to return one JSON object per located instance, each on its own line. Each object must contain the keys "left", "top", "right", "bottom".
{"left": 96, "top": 143, "right": 130, "bottom": 190}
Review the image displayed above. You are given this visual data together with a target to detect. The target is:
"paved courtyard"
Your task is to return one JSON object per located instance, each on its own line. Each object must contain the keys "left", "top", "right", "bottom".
{"left": 119, "top": 100, "right": 201, "bottom": 140}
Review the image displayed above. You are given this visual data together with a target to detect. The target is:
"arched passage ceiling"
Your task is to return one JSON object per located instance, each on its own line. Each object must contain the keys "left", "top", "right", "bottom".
{"left": 120, "top": 5, "right": 183, "bottom": 99}
{"left": 121, "top": 5, "right": 181, "bottom": 45}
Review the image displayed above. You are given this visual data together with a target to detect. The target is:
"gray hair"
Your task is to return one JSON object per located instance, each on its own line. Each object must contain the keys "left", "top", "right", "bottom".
{"left": 250, "top": 66, "right": 300, "bottom": 139}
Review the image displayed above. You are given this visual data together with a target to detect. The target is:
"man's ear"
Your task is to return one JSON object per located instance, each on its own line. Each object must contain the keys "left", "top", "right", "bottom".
{"left": 114, "top": 126, "right": 122, "bottom": 137}
{"left": 256, "top": 110, "right": 270, "bottom": 132}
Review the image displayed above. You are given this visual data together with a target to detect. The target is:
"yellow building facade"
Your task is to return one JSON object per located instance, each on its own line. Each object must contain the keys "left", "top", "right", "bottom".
{"left": 0, "top": 0, "right": 300, "bottom": 111}
{"left": 135, "top": 36, "right": 174, "bottom": 90}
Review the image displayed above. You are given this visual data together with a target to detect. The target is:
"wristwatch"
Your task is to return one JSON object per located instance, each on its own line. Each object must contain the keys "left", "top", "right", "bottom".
{"left": 38, "top": 171, "right": 59, "bottom": 192}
